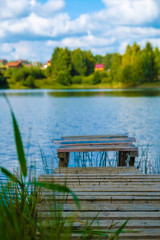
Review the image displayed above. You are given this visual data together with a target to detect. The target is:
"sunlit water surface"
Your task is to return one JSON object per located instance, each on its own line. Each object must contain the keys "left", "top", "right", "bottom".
{"left": 0, "top": 89, "right": 160, "bottom": 175}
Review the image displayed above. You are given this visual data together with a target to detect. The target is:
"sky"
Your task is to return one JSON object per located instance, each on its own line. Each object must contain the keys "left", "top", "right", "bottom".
{"left": 1, "top": 0, "right": 160, "bottom": 62}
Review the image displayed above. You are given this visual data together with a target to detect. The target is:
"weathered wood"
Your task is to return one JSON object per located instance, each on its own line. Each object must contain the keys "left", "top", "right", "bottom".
{"left": 61, "top": 141, "right": 133, "bottom": 147}
{"left": 53, "top": 167, "right": 141, "bottom": 174}
{"left": 38, "top": 211, "right": 160, "bottom": 220}
{"left": 58, "top": 152, "right": 70, "bottom": 167}
{"left": 41, "top": 187, "right": 160, "bottom": 192}
{"left": 58, "top": 145, "right": 138, "bottom": 153}
{"left": 36, "top": 218, "right": 160, "bottom": 229}
{"left": 38, "top": 202, "right": 160, "bottom": 212}
{"left": 38, "top": 166, "right": 160, "bottom": 239}
{"left": 39, "top": 178, "right": 160, "bottom": 183}
{"left": 68, "top": 229, "right": 160, "bottom": 239}
{"left": 40, "top": 174, "right": 160, "bottom": 179}
{"left": 130, "top": 157, "right": 135, "bottom": 166}
{"left": 61, "top": 134, "right": 128, "bottom": 139}
{"left": 118, "top": 151, "right": 127, "bottom": 166}
{"left": 42, "top": 192, "right": 160, "bottom": 198}
{"left": 53, "top": 137, "right": 136, "bottom": 144}
{"left": 54, "top": 135, "right": 138, "bottom": 168}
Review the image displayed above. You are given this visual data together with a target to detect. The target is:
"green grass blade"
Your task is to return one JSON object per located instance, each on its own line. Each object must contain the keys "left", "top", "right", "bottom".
{"left": 111, "top": 219, "right": 129, "bottom": 239}
{"left": 31, "top": 181, "right": 80, "bottom": 209}
{"left": 0, "top": 167, "right": 24, "bottom": 188}
{"left": 3, "top": 93, "right": 27, "bottom": 177}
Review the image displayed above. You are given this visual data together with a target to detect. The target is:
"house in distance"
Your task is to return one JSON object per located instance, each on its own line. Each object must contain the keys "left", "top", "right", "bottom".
{"left": 95, "top": 63, "right": 104, "bottom": 71}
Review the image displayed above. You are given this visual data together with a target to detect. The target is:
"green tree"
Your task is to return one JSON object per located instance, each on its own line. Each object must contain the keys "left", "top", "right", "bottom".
{"left": 119, "top": 43, "right": 143, "bottom": 85}
{"left": 72, "top": 75, "right": 82, "bottom": 84}
{"left": 92, "top": 71, "right": 101, "bottom": 84}
{"left": 103, "top": 53, "right": 116, "bottom": 71}
{"left": 50, "top": 47, "right": 62, "bottom": 74}
{"left": 141, "top": 42, "right": 157, "bottom": 82}
{"left": 119, "top": 64, "right": 134, "bottom": 83}
{"left": 110, "top": 53, "right": 122, "bottom": 82}
{"left": 51, "top": 47, "right": 73, "bottom": 76}
{"left": 85, "top": 50, "right": 95, "bottom": 75}
{"left": 94, "top": 55, "right": 104, "bottom": 64}
{"left": 71, "top": 49, "right": 87, "bottom": 76}
{"left": 154, "top": 47, "right": 160, "bottom": 78}
{"left": 23, "top": 75, "right": 35, "bottom": 88}
{"left": 56, "top": 71, "right": 72, "bottom": 86}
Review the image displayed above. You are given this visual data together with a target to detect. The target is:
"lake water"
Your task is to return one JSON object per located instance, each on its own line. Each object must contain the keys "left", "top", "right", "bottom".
{"left": 0, "top": 89, "right": 160, "bottom": 175}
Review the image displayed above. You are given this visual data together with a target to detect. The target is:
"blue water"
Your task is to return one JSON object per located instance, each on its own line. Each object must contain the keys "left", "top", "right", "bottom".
{"left": 0, "top": 89, "right": 160, "bottom": 175}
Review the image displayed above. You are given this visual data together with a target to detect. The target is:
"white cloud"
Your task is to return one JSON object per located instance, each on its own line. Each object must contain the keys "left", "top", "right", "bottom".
{"left": 0, "top": 41, "right": 52, "bottom": 61}
{"left": 0, "top": 0, "right": 29, "bottom": 19}
{"left": 0, "top": 0, "right": 65, "bottom": 20}
{"left": 61, "top": 34, "right": 115, "bottom": 49}
{"left": 0, "top": 0, "right": 160, "bottom": 61}
{"left": 100, "top": 0, "right": 158, "bottom": 24}
{"left": 32, "top": 0, "right": 65, "bottom": 17}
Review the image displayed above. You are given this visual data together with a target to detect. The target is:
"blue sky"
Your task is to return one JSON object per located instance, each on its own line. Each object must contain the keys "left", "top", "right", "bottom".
{"left": 0, "top": 0, "right": 160, "bottom": 62}
{"left": 65, "top": 0, "right": 104, "bottom": 19}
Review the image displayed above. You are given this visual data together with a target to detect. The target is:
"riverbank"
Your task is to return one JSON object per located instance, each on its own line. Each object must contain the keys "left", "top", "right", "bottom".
{"left": 7, "top": 77, "right": 160, "bottom": 90}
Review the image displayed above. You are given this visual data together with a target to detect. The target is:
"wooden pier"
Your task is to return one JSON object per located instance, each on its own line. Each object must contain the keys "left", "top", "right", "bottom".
{"left": 38, "top": 167, "right": 160, "bottom": 239}
{"left": 53, "top": 135, "right": 138, "bottom": 167}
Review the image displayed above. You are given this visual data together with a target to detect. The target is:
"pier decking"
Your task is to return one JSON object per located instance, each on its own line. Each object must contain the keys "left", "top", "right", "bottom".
{"left": 38, "top": 167, "right": 160, "bottom": 239}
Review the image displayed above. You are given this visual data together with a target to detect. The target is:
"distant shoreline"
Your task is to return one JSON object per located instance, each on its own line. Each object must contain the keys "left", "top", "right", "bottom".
{"left": 5, "top": 80, "right": 160, "bottom": 90}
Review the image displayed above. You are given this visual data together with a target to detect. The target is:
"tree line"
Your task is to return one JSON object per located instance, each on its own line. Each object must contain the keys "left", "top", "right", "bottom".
{"left": 47, "top": 42, "right": 160, "bottom": 86}
{"left": 1, "top": 41, "right": 160, "bottom": 88}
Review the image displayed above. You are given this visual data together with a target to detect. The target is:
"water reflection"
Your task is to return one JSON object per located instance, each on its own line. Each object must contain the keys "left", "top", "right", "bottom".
{"left": 1, "top": 88, "right": 160, "bottom": 97}
{"left": 0, "top": 89, "right": 160, "bottom": 175}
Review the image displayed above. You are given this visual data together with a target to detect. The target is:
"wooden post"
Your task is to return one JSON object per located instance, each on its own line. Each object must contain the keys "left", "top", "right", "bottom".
{"left": 129, "top": 151, "right": 138, "bottom": 166}
{"left": 58, "top": 152, "right": 70, "bottom": 167}
{"left": 129, "top": 157, "right": 135, "bottom": 166}
{"left": 118, "top": 151, "right": 127, "bottom": 166}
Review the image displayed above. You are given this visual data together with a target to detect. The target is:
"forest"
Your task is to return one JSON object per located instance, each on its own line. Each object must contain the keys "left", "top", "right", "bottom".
{"left": 1, "top": 42, "right": 160, "bottom": 88}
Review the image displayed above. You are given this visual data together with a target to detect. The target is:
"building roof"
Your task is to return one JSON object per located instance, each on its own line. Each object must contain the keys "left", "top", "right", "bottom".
{"left": 0, "top": 59, "right": 7, "bottom": 64}
{"left": 95, "top": 64, "right": 104, "bottom": 68}
{"left": 7, "top": 60, "right": 22, "bottom": 67}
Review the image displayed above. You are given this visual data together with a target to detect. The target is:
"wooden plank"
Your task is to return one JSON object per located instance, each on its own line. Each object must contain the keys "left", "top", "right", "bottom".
{"left": 38, "top": 177, "right": 160, "bottom": 183}
{"left": 58, "top": 145, "right": 138, "bottom": 153}
{"left": 42, "top": 187, "right": 160, "bottom": 192}
{"left": 61, "top": 134, "right": 129, "bottom": 139}
{"left": 61, "top": 140, "right": 134, "bottom": 147}
{"left": 69, "top": 229, "right": 160, "bottom": 239}
{"left": 37, "top": 169, "right": 160, "bottom": 239}
{"left": 40, "top": 196, "right": 160, "bottom": 204}
{"left": 53, "top": 167, "right": 142, "bottom": 175}
{"left": 38, "top": 211, "right": 160, "bottom": 219}
{"left": 40, "top": 174, "right": 160, "bottom": 179}
{"left": 42, "top": 192, "right": 160, "bottom": 197}
{"left": 38, "top": 203, "right": 160, "bottom": 212}
{"left": 53, "top": 137, "right": 135, "bottom": 144}
{"left": 36, "top": 214, "right": 160, "bottom": 228}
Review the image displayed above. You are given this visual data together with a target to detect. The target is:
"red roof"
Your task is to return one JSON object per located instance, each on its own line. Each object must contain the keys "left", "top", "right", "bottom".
{"left": 7, "top": 60, "right": 22, "bottom": 67}
{"left": 95, "top": 64, "right": 104, "bottom": 68}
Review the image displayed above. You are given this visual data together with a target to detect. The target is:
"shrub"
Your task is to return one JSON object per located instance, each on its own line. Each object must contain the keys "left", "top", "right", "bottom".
{"left": 14, "top": 68, "right": 30, "bottom": 82}
{"left": 92, "top": 71, "right": 101, "bottom": 84}
{"left": 100, "top": 71, "right": 108, "bottom": 78}
{"left": 30, "top": 67, "right": 45, "bottom": 79}
{"left": 23, "top": 75, "right": 35, "bottom": 88}
{"left": 72, "top": 75, "right": 82, "bottom": 84}
{"left": 57, "top": 71, "right": 72, "bottom": 86}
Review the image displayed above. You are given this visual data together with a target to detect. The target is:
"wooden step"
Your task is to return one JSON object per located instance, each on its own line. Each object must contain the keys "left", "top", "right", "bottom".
{"left": 38, "top": 168, "right": 160, "bottom": 239}
{"left": 53, "top": 167, "right": 142, "bottom": 174}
